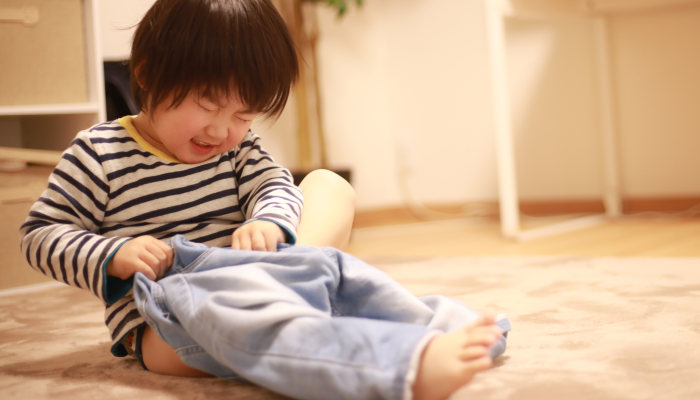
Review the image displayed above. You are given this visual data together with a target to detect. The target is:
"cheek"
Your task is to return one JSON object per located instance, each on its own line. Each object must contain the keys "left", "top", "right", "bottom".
{"left": 170, "top": 116, "right": 206, "bottom": 143}
{"left": 224, "top": 131, "right": 246, "bottom": 149}
{"left": 231, "top": 124, "right": 251, "bottom": 144}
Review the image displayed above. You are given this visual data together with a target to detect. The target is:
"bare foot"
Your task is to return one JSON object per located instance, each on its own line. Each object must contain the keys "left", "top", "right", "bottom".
{"left": 412, "top": 315, "right": 502, "bottom": 400}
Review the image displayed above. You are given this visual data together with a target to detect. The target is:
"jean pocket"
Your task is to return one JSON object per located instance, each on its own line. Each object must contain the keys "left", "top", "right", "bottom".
{"left": 165, "top": 248, "right": 216, "bottom": 277}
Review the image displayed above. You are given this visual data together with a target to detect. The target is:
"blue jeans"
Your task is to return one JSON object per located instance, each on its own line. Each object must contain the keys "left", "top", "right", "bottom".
{"left": 133, "top": 235, "right": 509, "bottom": 400}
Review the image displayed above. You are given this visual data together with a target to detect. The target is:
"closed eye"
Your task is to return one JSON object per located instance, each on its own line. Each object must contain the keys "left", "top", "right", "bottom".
{"left": 195, "top": 99, "right": 214, "bottom": 112}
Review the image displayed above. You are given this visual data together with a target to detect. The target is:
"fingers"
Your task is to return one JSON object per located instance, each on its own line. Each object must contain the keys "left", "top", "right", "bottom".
{"left": 264, "top": 231, "right": 278, "bottom": 252}
{"left": 250, "top": 230, "right": 267, "bottom": 251}
{"left": 252, "top": 229, "right": 279, "bottom": 251}
{"left": 133, "top": 259, "right": 158, "bottom": 281}
{"left": 107, "top": 235, "right": 174, "bottom": 281}
{"left": 141, "top": 247, "right": 167, "bottom": 279}
{"left": 237, "top": 233, "right": 251, "bottom": 251}
{"left": 231, "top": 228, "right": 252, "bottom": 250}
{"left": 152, "top": 238, "right": 174, "bottom": 267}
{"left": 140, "top": 238, "right": 173, "bottom": 279}
{"left": 139, "top": 248, "right": 166, "bottom": 279}
{"left": 234, "top": 231, "right": 271, "bottom": 251}
{"left": 231, "top": 221, "right": 283, "bottom": 252}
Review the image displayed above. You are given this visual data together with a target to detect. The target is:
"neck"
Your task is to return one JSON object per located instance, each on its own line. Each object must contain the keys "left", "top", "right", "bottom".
{"left": 131, "top": 112, "right": 175, "bottom": 159}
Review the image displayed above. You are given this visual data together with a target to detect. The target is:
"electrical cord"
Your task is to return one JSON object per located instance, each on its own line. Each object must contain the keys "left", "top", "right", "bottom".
{"left": 394, "top": 139, "right": 497, "bottom": 220}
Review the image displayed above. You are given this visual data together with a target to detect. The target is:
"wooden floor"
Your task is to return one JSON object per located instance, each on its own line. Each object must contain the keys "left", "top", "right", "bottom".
{"left": 347, "top": 214, "right": 700, "bottom": 258}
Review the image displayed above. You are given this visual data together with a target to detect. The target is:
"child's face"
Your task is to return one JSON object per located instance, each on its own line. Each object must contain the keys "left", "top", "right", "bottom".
{"left": 136, "top": 92, "right": 258, "bottom": 164}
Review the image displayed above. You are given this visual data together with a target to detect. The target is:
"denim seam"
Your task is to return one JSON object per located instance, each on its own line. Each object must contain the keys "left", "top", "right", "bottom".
{"left": 323, "top": 248, "right": 341, "bottom": 300}
{"left": 178, "top": 274, "right": 198, "bottom": 317}
{"left": 176, "top": 248, "right": 216, "bottom": 275}
{"left": 321, "top": 247, "right": 337, "bottom": 262}
{"left": 154, "top": 284, "right": 169, "bottom": 318}
{"left": 176, "top": 344, "right": 209, "bottom": 356}
{"left": 138, "top": 294, "right": 164, "bottom": 340}
{"left": 227, "top": 350, "right": 387, "bottom": 371}
{"left": 196, "top": 313, "right": 385, "bottom": 371}
{"left": 330, "top": 303, "right": 343, "bottom": 317}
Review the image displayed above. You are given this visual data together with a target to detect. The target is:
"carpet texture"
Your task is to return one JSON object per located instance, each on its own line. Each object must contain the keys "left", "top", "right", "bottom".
{"left": 1, "top": 256, "right": 699, "bottom": 399}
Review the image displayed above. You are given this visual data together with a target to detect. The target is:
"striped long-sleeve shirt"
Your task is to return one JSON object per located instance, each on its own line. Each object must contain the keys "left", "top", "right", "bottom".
{"left": 20, "top": 116, "right": 303, "bottom": 356}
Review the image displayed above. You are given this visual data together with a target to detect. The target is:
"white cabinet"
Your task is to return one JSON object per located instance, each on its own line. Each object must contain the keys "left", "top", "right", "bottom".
{"left": 0, "top": 0, "right": 105, "bottom": 166}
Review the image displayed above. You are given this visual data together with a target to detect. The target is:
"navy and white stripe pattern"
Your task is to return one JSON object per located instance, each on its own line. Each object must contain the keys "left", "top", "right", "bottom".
{"left": 20, "top": 119, "right": 303, "bottom": 353}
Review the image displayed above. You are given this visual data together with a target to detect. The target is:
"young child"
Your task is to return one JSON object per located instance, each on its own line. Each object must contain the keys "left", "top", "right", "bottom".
{"left": 20, "top": 1, "right": 508, "bottom": 399}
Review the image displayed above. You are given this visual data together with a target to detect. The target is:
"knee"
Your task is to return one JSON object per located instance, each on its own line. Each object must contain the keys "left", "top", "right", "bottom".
{"left": 299, "top": 169, "right": 355, "bottom": 205}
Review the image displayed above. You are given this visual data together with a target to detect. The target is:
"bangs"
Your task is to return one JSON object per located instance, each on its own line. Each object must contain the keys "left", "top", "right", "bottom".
{"left": 131, "top": 0, "right": 298, "bottom": 119}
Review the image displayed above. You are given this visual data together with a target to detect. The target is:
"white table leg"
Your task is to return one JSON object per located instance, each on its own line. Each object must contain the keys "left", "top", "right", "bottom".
{"left": 592, "top": 17, "right": 623, "bottom": 217}
{"left": 486, "top": 0, "right": 521, "bottom": 239}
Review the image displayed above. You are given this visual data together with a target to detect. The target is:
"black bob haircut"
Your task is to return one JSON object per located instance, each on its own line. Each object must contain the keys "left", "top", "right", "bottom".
{"left": 130, "top": 0, "right": 299, "bottom": 119}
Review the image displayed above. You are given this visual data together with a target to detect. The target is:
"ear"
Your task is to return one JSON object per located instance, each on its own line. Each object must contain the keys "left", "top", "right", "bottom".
{"left": 133, "top": 62, "right": 146, "bottom": 89}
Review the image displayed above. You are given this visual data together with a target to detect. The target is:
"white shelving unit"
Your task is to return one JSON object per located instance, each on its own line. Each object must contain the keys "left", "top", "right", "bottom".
{"left": 0, "top": 0, "right": 105, "bottom": 166}
{"left": 484, "top": 0, "right": 700, "bottom": 241}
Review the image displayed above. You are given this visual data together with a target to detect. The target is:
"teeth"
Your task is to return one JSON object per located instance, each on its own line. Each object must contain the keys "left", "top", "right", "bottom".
{"left": 192, "top": 139, "right": 213, "bottom": 147}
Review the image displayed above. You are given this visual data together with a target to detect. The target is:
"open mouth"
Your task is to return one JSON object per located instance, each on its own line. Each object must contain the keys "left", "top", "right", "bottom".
{"left": 191, "top": 139, "right": 216, "bottom": 154}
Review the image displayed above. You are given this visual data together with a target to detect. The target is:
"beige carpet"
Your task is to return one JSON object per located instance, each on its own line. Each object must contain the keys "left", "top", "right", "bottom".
{"left": 1, "top": 256, "right": 699, "bottom": 400}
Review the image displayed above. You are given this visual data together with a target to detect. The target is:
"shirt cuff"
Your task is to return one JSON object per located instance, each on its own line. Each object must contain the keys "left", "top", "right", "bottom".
{"left": 102, "top": 239, "right": 134, "bottom": 304}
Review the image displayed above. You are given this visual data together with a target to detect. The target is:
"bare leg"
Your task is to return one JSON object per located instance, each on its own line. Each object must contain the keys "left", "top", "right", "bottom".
{"left": 296, "top": 169, "right": 356, "bottom": 250}
{"left": 141, "top": 325, "right": 212, "bottom": 377}
{"left": 140, "top": 169, "right": 355, "bottom": 376}
{"left": 412, "top": 315, "right": 503, "bottom": 400}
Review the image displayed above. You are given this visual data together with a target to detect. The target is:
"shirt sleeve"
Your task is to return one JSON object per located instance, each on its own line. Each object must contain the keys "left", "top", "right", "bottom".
{"left": 233, "top": 131, "right": 304, "bottom": 243}
{"left": 19, "top": 131, "right": 131, "bottom": 304}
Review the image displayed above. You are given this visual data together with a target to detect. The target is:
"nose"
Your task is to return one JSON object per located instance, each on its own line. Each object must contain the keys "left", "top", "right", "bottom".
{"left": 204, "top": 121, "right": 229, "bottom": 140}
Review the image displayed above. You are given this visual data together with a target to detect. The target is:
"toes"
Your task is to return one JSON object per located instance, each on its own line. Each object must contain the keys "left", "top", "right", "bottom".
{"left": 465, "top": 315, "right": 488, "bottom": 329}
{"left": 459, "top": 345, "right": 489, "bottom": 361}
{"left": 468, "top": 313, "right": 498, "bottom": 328}
{"left": 463, "top": 329, "right": 502, "bottom": 347}
{"left": 480, "top": 312, "right": 497, "bottom": 325}
{"left": 463, "top": 317, "right": 502, "bottom": 334}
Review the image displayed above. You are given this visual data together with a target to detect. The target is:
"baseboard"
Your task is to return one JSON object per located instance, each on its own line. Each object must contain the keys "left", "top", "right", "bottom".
{"left": 622, "top": 196, "right": 700, "bottom": 213}
{"left": 519, "top": 199, "right": 605, "bottom": 215}
{"left": 353, "top": 196, "right": 700, "bottom": 228}
{"left": 519, "top": 196, "right": 700, "bottom": 215}
{"left": 353, "top": 204, "right": 498, "bottom": 229}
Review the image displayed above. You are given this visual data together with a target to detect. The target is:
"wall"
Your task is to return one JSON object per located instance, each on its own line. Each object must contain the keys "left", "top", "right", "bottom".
{"left": 99, "top": 0, "right": 154, "bottom": 61}
{"left": 505, "top": 17, "right": 603, "bottom": 201}
{"left": 98, "top": 0, "right": 700, "bottom": 211}
{"left": 611, "top": 7, "right": 700, "bottom": 197}
{"left": 314, "top": 0, "right": 700, "bottom": 210}
{"left": 315, "top": 0, "right": 499, "bottom": 209}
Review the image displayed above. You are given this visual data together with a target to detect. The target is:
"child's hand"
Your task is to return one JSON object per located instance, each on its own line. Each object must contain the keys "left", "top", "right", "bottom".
{"left": 232, "top": 220, "right": 285, "bottom": 252}
{"left": 106, "top": 236, "right": 173, "bottom": 281}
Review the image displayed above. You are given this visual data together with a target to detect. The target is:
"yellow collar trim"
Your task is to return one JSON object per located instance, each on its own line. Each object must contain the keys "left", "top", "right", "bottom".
{"left": 118, "top": 116, "right": 181, "bottom": 164}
